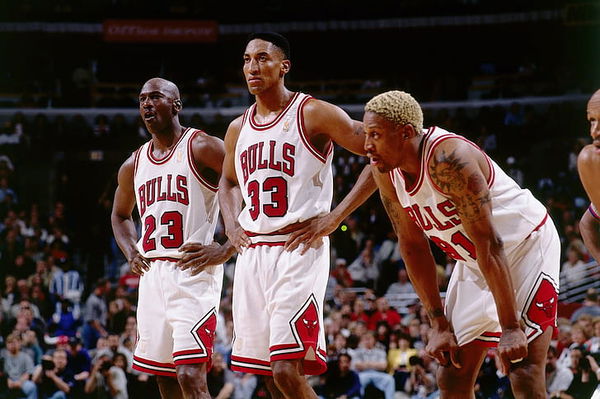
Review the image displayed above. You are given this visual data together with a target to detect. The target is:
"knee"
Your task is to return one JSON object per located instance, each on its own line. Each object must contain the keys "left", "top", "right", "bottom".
{"left": 176, "top": 364, "right": 208, "bottom": 392}
{"left": 272, "top": 361, "right": 302, "bottom": 391}
{"left": 437, "top": 366, "right": 474, "bottom": 393}
{"left": 510, "top": 363, "right": 545, "bottom": 398}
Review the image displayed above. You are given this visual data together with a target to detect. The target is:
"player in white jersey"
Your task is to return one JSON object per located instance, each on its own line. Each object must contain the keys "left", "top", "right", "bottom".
{"left": 219, "top": 33, "right": 375, "bottom": 399}
{"left": 363, "top": 90, "right": 560, "bottom": 398}
{"left": 578, "top": 89, "right": 600, "bottom": 261}
{"left": 111, "top": 78, "right": 234, "bottom": 399}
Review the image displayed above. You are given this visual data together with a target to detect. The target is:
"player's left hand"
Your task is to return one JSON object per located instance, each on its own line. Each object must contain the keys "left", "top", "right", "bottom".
{"left": 177, "top": 242, "right": 232, "bottom": 275}
{"left": 284, "top": 215, "right": 339, "bottom": 254}
{"left": 497, "top": 327, "right": 528, "bottom": 374}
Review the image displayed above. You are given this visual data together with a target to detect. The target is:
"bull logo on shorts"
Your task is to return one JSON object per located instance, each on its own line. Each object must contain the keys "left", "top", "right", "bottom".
{"left": 191, "top": 308, "right": 217, "bottom": 358}
{"left": 293, "top": 297, "right": 320, "bottom": 344}
{"left": 525, "top": 276, "right": 558, "bottom": 329}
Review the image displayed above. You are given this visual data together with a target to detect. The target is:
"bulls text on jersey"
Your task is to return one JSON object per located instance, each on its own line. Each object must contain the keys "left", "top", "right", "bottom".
{"left": 137, "top": 174, "right": 189, "bottom": 217}
{"left": 238, "top": 140, "right": 296, "bottom": 184}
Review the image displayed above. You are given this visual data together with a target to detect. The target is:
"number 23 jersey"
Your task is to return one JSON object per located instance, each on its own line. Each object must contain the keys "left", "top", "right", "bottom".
{"left": 133, "top": 128, "right": 220, "bottom": 259}
{"left": 390, "top": 127, "right": 548, "bottom": 269}
{"left": 235, "top": 92, "right": 334, "bottom": 234}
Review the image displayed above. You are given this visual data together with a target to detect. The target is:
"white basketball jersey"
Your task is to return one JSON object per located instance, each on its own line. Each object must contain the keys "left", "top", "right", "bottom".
{"left": 391, "top": 127, "right": 548, "bottom": 269}
{"left": 133, "top": 128, "right": 219, "bottom": 259}
{"left": 234, "top": 92, "right": 334, "bottom": 234}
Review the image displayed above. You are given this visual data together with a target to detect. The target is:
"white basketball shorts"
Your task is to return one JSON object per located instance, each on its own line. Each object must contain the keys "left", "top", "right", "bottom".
{"left": 230, "top": 234, "right": 329, "bottom": 376}
{"left": 132, "top": 259, "right": 223, "bottom": 376}
{"left": 445, "top": 215, "right": 560, "bottom": 347}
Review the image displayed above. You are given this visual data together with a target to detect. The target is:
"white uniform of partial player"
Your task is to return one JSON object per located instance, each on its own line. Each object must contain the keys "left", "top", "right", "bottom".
{"left": 132, "top": 128, "right": 223, "bottom": 376}
{"left": 390, "top": 127, "right": 560, "bottom": 346}
{"left": 231, "top": 92, "right": 331, "bottom": 375}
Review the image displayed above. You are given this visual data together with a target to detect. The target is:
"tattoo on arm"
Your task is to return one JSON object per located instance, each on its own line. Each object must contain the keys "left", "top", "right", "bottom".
{"left": 380, "top": 193, "right": 404, "bottom": 236}
{"left": 427, "top": 307, "right": 445, "bottom": 319}
{"left": 353, "top": 123, "right": 364, "bottom": 136}
{"left": 429, "top": 149, "right": 491, "bottom": 221}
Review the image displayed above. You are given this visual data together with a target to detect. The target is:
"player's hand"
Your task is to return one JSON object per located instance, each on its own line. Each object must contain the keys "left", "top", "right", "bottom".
{"left": 226, "top": 225, "right": 250, "bottom": 253}
{"left": 426, "top": 327, "right": 461, "bottom": 369}
{"left": 497, "top": 327, "right": 528, "bottom": 374}
{"left": 284, "top": 215, "right": 338, "bottom": 254}
{"left": 177, "top": 242, "right": 232, "bottom": 275}
{"left": 129, "top": 252, "right": 151, "bottom": 276}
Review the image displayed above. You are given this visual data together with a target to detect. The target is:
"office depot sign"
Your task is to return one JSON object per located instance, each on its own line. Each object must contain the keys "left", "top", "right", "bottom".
{"left": 103, "top": 20, "right": 218, "bottom": 42}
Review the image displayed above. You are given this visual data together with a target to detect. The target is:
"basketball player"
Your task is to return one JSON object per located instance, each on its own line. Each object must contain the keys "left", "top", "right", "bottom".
{"left": 219, "top": 33, "right": 375, "bottom": 399}
{"left": 363, "top": 90, "right": 560, "bottom": 398}
{"left": 578, "top": 89, "right": 600, "bottom": 262}
{"left": 111, "top": 78, "right": 234, "bottom": 399}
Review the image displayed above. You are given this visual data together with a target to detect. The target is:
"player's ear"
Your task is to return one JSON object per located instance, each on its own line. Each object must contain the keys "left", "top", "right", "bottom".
{"left": 281, "top": 60, "right": 291, "bottom": 77}
{"left": 173, "top": 99, "right": 183, "bottom": 113}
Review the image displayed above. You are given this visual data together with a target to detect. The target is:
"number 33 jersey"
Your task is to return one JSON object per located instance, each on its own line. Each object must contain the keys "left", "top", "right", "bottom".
{"left": 133, "top": 128, "right": 220, "bottom": 259}
{"left": 235, "top": 92, "right": 334, "bottom": 234}
{"left": 390, "top": 127, "right": 548, "bottom": 270}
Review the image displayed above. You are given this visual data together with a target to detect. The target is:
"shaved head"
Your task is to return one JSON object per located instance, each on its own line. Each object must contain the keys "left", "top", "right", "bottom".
{"left": 141, "top": 77, "right": 180, "bottom": 100}
{"left": 589, "top": 89, "right": 600, "bottom": 107}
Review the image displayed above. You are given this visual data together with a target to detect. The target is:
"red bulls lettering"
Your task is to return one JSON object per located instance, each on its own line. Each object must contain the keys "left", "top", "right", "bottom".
{"left": 137, "top": 174, "right": 189, "bottom": 216}
{"left": 239, "top": 141, "right": 295, "bottom": 184}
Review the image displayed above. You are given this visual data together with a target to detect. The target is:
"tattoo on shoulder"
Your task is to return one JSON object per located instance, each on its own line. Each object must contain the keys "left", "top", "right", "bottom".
{"left": 353, "top": 124, "right": 364, "bottom": 136}
{"left": 428, "top": 149, "right": 468, "bottom": 193}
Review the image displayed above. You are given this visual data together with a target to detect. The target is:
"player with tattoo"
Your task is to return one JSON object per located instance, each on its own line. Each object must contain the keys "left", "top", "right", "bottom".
{"left": 577, "top": 89, "right": 600, "bottom": 261}
{"left": 363, "top": 90, "right": 560, "bottom": 398}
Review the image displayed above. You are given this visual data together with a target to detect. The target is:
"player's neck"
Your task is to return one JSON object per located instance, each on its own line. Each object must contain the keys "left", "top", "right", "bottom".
{"left": 255, "top": 85, "right": 294, "bottom": 115}
{"left": 398, "top": 134, "right": 425, "bottom": 179}
{"left": 151, "top": 124, "right": 185, "bottom": 151}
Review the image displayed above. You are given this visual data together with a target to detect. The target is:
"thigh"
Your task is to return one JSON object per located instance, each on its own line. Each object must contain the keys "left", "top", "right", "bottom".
{"left": 437, "top": 341, "right": 488, "bottom": 388}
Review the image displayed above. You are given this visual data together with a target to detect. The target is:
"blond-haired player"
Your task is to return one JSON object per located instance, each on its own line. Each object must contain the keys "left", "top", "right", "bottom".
{"left": 577, "top": 89, "right": 600, "bottom": 261}
{"left": 364, "top": 90, "right": 560, "bottom": 398}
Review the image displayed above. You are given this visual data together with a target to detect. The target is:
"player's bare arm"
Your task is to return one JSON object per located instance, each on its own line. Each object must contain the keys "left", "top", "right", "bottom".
{"left": 219, "top": 116, "right": 250, "bottom": 252}
{"left": 578, "top": 145, "right": 600, "bottom": 261}
{"left": 372, "top": 167, "right": 460, "bottom": 368}
{"left": 285, "top": 99, "right": 377, "bottom": 253}
{"left": 177, "top": 132, "right": 236, "bottom": 274}
{"left": 111, "top": 154, "right": 150, "bottom": 276}
{"left": 428, "top": 139, "right": 526, "bottom": 372}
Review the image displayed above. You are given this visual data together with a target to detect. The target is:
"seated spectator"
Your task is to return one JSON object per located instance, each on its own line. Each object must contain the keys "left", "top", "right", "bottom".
{"left": 84, "top": 354, "right": 128, "bottom": 399}
{"left": 404, "top": 355, "right": 437, "bottom": 399}
{"left": 367, "top": 297, "right": 401, "bottom": 331}
{"left": 562, "top": 347, "right": 598, "bottom": 399}
{"left": 82, "top": 279, "right": 109, "bottom": 350}
{"left": 570, "top": 289, "right": 600, "bottom": 323}
{"left": 561, "top": 249, "right": 587, "bottom": 289}
{"left": 546, "top": 345, "right": 573, "bottom": 398}
{"left": 32, "top": 350, "right": 74, "bottom": 399}
{"left": 49, "top": 257, "right": 83, "bottom": 311}
{"left": 97, "top": 334, "right": 133, "bottom": 372}
{"left": 347, "top": 239, "right": 379, "bottom": 288}
{"left": 20, "top": 329, "right": 42, "bottom": 366}
{"left": 207, "top": 351, "right": 234, "bottom": 399}
{"left": 321, "top": 353, "right": 361, "bottom": 399}
{"left": 385, "top": 268, "right": 415, "bottom": 296}
{"left": 1, "top": 333, "right": 36, "bottom": 399}
{"left": 65, "top": 336, "right": 91, "bottom": 391}
{"left": 351, "top": 331, "right": 395, "bottom": 399}
{"left": 231, "top": 371, "right": 256, "bottom": 399}
{"left": 50, "top": 299, "right": 81, "bottom": 338}
{"left": 387, "top": 332, "right": 418, "bottom": 391}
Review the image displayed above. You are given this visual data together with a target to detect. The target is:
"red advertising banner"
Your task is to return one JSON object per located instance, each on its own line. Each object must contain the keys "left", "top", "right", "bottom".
{"left": 103, "top": 20, "right": 218, "bottom": 43}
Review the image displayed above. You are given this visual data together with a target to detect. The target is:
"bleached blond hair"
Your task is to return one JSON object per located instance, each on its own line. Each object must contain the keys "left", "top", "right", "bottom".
{"left": 365, "top": 90, "right": 423, "bottom": 133}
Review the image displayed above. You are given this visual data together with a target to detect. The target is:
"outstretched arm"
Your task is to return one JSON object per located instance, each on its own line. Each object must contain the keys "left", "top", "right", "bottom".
{"left": 428, "top": 139, "right": 525, "bottom": 373}
{"left": 219, "top": 117, "right": 250, "bottom": 252}
{"left": 578, "top": 145, "right": 600, "bottom": 261}
{"left": 111, "top": 155, "right": 150, "bottom": 276}
{"left": 372, "top": 167, "right": 459, "bottom": 368}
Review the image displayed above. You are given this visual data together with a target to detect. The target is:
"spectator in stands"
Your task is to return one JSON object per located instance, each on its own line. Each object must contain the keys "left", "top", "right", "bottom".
{"left": 321, "top": 353, "right": 361, "bottom": 399}
{"left": 347, "top": 239, "right": 379, "bottom": 288}
{"left": 560, "top": 347, "right": 598, "bottom": 399}
{"left": 20, "top": 329, "right": 42, "bottom": 366}
{"left": 50, "top": 299, "right": 80, "bottom": 338}
{"left": 558, "top": 325, "right": 590, "bottom": 371}
{"left": 97, "top": 334, "right": 133, "bottom": 372}
{"left": 49, "top": 257, "right": 83, "bottom": 313}
{"left": 65, "top": 336, "right": 91, "bottom": 390}
{"left": 32, "top": 349, "right": 74, "bottom": 399}
{"left": 1, "top": 333, "right": 36, "bottom": 399}
{"left": 570, "top": 288, "right": 600, "bottom": 323}
{"left": 85, "top": 354, "right": 128, "bottom": 399}
{"left": 351, "top": 331, "right": 395, "bottom": 399}
{"left": 561, "top": 248, "right": 588, "bottom": 289}
{"left": 231, "top": 371, "right": 256, "bottom": 399}
{"left": 385, "top": 268, "right": 416, "bottom": 296}
{"left": 368, "top": 297, "right": 401, "bottom": 331}
{"left": 82, "top": 279, "right": 109, "bottom": 349}
{"left": 387, "top": 332, "right": 418, "bottom": 391}
{"left": 404, "top": 355, "right": 437, "bottom": 398}
{"left": 546, "top": 345, "right": 573, "bottom": 398}
{"left": 207, "top": 351, "right": 234, "bottom": 399}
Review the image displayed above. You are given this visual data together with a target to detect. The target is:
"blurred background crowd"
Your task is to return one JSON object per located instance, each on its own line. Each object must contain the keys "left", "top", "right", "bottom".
{"left": 0, "top": 0, "right": 599, "bottom": 398}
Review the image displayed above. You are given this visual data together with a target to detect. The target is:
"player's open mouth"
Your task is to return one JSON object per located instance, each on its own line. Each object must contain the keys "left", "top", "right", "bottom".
{"left": 367, "top": 154, "right": 380, "bottom": 165}
{"left": 144, "top": 112, "right": 156, "bottom": 121}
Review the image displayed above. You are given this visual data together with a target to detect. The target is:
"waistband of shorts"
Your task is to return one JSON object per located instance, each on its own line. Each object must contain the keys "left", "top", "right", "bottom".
{"left": 244, "top": 220, "right": 312, "bottom": 247}
{"left": 146, "top": 256, "right": 180, "bottom": 263}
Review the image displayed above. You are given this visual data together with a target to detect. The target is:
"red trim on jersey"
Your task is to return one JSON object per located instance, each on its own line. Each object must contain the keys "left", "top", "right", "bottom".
{"left": 146, "top": 127, "right": 191, "bottom": 165}
{"left": 401, "top": 127, "right": 434, "bottom": 196}
{"left": 248, "top": 241, "right": 286, "bottom": 248}
{"left": 249, "top": 92, "right": 299, "bottom": 131}
{"left": 187, "top": 129, "right": 219, "bottom": 192}
{"left": 147, "top": 256, "right": 180, "bottom": 263}
{"left": 589, "top": 204, "right": 600, "bottom": 220}
{"left": 425, "top": 132, "right": 494, "bottom": 195}
{"left": 245, "top": 220, "right": 313, "bottom": 237}
{"left": 133, "top": 148, "right": 142, "bottom": 178}
{"left": 525, "top": 213, "right": 549, "bottom": 240}
{"left": 297, "top": 95, "right": 331, "bottom": 164}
